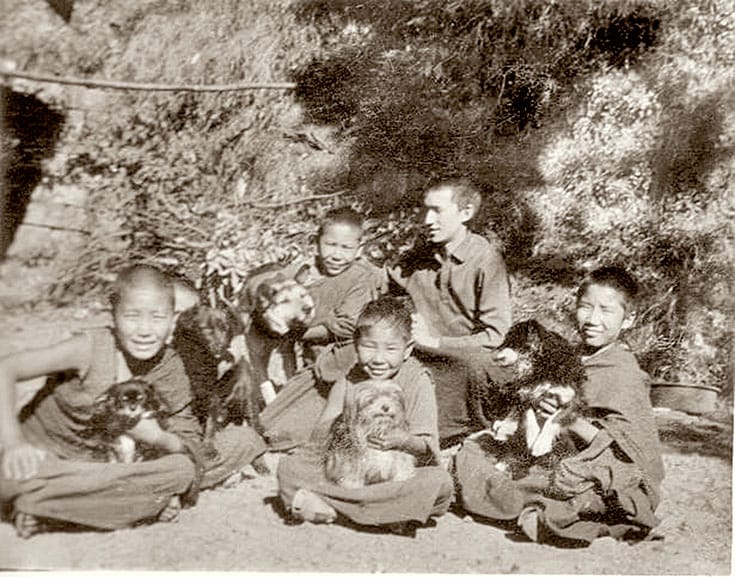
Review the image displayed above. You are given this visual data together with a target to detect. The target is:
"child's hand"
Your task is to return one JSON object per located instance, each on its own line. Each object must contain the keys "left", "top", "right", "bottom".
{"left": 367, "top": 430, "right": 409, "bottom": 451}
{"left": 493, "top": 347, "right": 518, "bottom": 366}
{"left": 535, "top": 391, "right": 560, "bottom": 420}
{"left": 2, "top": 441, "right": 47, "bottom": 480}
{"left": 128, "top": 418, "right": 183, "bottom": 454}
{"left": 327, "top": 313, "right": 356, "bottom": 340}
{"left": 411, "top": 313, "right": 440, "bottom": 350}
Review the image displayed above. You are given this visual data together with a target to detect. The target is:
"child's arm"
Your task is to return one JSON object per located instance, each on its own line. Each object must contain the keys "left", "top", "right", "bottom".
{"left": 367, "top": 430, "right": 430, "bottom": 459}
{"left": 301, "top": 324, "right": 332, "bottom": 345}
{"left": 310, "top": 379, "right": 347, "bottom": 441}
{"left": 303, "top": 264, "right": 382, "bottom": 344}
{"left": 127, "top": 418, "right": 184, "bottom": 454}
{"left": 0, "top": 334, "right": 91, "bottom": 480}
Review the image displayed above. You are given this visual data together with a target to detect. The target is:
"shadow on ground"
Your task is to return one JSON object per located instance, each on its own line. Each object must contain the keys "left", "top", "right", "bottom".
{"left": 656, "top": 410, "right": 732, "bottom": 461}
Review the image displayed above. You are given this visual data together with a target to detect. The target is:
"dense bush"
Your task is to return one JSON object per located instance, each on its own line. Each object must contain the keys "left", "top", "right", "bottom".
{"left": 1, "top": 0, "right": 732, "bottom": 393}
{"left": 287, "top": 0, "right": 732, "bottom": 392}
{"left": 2, "top": 0, "right": 347, "bottom": 303}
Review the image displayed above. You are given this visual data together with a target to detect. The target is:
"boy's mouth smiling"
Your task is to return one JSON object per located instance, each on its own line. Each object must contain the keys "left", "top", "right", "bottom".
{"left": 366, "top": 365, "right": 392, "bottom": 379}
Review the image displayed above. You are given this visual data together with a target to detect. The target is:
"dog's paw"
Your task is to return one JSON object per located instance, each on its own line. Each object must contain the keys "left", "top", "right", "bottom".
{"left": 529, "top": 412, "right": 562, "bottom": 457}
{"left": 491, "top": 418, "right": 519, "bottom": 441}
{"left": 494, "top": 460, "right": 509, "bottom": 472}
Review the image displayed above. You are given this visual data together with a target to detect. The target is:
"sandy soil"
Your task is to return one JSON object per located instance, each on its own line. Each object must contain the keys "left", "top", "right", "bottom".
{"left": 0, "top": 307, "right": 731, "bottom": 574}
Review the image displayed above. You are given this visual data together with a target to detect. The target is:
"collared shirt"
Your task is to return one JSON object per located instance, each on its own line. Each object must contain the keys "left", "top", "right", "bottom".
{"left": 389, "top": 231, "right": 511, "bottom": 350}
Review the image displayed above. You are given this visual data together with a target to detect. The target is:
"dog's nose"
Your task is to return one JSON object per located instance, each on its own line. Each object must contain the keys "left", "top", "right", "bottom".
{"left": 381, "top": 403, "right": 391, "bottom": 413}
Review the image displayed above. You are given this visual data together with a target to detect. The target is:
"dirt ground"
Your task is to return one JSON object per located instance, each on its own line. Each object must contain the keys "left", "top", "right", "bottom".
{"left": 0, "top": 307, "right": 731, "bottom": 574}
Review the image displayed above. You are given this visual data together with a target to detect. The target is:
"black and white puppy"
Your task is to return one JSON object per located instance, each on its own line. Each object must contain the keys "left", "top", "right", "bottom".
{"left": 88, "top": 378, "right": 170, "bottom": 463}
{"left": 470, "top": 320, "right": 587, "bottom": 472}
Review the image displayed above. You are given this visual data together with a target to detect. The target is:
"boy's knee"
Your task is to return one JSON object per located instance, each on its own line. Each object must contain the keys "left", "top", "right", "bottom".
{"left": 169, "top": 453, "right": 197, "bottom": 480}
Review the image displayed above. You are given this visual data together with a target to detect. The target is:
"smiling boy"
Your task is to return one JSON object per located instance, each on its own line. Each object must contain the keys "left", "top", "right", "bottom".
{"left": 0, "top": 265, "right": 197, "bottom": 537}
{"left": 456, "top": 266, "right": 664, "bottom": 545}
{"left": 276, "top": 297, "right": 452, "bottom": 531}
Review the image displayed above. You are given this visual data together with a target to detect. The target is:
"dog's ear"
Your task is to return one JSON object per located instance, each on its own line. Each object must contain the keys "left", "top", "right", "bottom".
{"left": 526, "top": 321, "right": 547, "bottom": 352}
{"left": 255, "top": 282, "right": 276, "bottom": 311}
{"left": 143, "top": 382, "right": 170, "bottom": 416}
{"left": 294, "top": 263, "right": 315, "bottom": 286}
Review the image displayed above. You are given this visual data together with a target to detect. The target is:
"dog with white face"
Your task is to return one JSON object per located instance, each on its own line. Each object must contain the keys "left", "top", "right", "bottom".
{"left": 324, "top": 379, "right": 416, "bottom": 489}
{"left": 173, "top": 265, "right": 316, "bottom": 454}
{"left": 241, "top": 264, "right": 316, "bottom": 387}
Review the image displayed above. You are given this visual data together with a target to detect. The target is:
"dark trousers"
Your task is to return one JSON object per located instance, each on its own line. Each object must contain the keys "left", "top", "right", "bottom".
{"left": 417, "top": 348, "right": 513, "bottom": 447}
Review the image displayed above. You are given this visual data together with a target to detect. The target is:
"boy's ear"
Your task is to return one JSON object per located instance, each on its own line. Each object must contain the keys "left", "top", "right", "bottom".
{"left": 621, "top": 310, "right": 636, "bottom": 332}
{"left": 166, "top": 310, "right": 181, "bottom": 344}
{"left": 403, "top": 340, "right": 415, "bottom": 361}
{"left": 459, "top": 203, "right": 475, "bottom": 224}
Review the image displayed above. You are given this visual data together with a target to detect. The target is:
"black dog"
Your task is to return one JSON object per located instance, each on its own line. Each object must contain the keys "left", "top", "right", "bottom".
{"left": 469, "top": 320, "right": 587, "bottom": 477}
{"left": 173, "top": 304, "right": 261, "bottom": 457}
{"left": 87, "top": 378, "right": 170, "bottom": 463}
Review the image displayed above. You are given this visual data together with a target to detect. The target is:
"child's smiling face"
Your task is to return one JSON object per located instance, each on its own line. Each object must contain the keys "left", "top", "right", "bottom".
{"left": 576, "top": 283, "right": 635, "bottom": 349}
{"left": 114, "top": 284, "right": 175, "bottom": 361}
{"left": 356, "top": 321, "right": 412, "bottom": 380}
{"left": 317, "top": 222, "right": 362, "bottom": 277}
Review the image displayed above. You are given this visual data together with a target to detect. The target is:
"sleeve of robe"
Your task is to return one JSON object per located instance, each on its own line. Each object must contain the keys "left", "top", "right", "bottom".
{"left": 552, "top": 344, "right": 664, "bottom": 529}
{"left": 399, "top": 357, "right": 441, "bottom": 466}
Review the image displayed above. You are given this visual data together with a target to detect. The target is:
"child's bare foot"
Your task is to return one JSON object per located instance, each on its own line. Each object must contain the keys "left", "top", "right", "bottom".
{"left": 158, "top": 495, "right": 181, "bottom": 523}
{"left": 222, "top": 470, "right": 243, "bottom": 488}
{"left": 291, "top": 488, "right": 337, "bottom": 524}
{"left": 251, "top": 454, "right": 271, "bottom": 476}
{"left": 517, "top": 507, "right": 539, "bottom": 542}
{"left": 14, "top": 511, "right": 42, "bottom": 539}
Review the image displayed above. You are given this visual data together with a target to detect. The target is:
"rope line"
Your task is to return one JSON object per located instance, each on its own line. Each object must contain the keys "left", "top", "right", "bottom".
{"left": 0, "top": 68, "right": 296, "bottom": 92}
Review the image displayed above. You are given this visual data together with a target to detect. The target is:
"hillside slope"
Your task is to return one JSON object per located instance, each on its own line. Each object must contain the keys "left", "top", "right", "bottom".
{"left": 0, "top": 0, "right": 732, "bottom": 391}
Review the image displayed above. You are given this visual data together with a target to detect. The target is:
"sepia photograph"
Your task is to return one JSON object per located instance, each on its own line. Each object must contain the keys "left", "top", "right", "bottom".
{"left": 0, "top": 0, "right": 732, "bottom": 572}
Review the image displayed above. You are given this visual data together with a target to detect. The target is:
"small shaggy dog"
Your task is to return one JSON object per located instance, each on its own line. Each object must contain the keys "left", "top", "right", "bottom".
{"left": 324, "top": 379, "right": 416, "bottom": 489}
{"left": 87, "top": 378, "right": 170, "bottom": 463}
{"left": 469, "top": 320, "right": 587, "bottom": 475}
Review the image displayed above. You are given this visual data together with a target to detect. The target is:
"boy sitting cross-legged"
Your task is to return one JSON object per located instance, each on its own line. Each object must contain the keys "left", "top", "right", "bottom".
{"left": 257, "top": 207, "right": 385, "bottom": 448}
{"left": 455, "top": 265, "right": 665, "bottom": 546}
{"left": 0, "top": 265, "right": 198, "bottom": 538}
{"left": 276, "top": 296, "right": 453, "bottom": 535}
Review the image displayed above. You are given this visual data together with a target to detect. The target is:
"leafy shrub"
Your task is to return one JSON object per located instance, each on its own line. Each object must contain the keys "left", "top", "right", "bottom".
{"left": 1, "top": 0, "right": 731, "bottom": 396}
